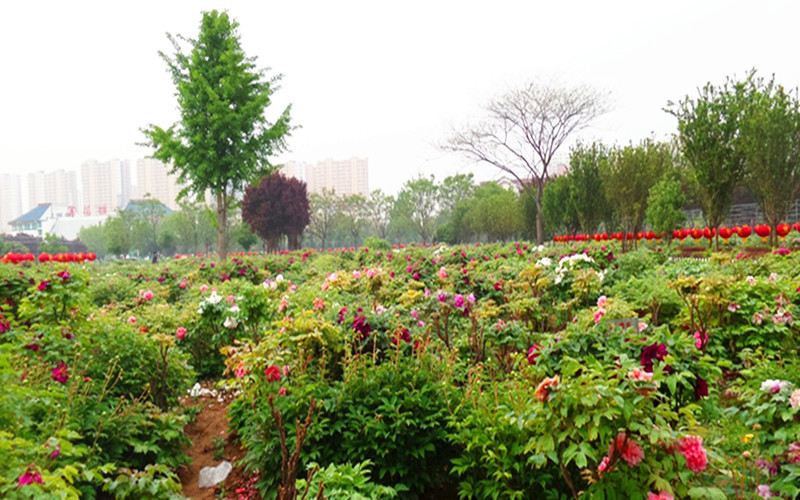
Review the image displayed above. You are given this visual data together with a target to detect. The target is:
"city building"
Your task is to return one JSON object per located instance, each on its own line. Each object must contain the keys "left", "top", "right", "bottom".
{"left": 28, "top": 169, "right": 79, "bottom": 209}
{"left": 279, "top": 161, "right": 307, "bottom": 182}
{"left": 0, "top": 173, "right": 23, "bottom": 233}
{"left": 8, "top": 203, "right": 71, "bottom": 237}
{"left": 81, "top": 159, "right": 132, "bottom": 216}
{"left": 134, "top": 158, "right": 185, "bottom": 210}
{"left": 304, "top": 157, "right": 368, "bottom": 197}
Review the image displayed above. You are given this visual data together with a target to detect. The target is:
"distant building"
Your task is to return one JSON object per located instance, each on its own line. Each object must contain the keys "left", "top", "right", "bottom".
{"left": 8, "top": 203, "right": 107, "bottom": 240}
{"left": 81, "top": 159, "right": 132, "bottom": 216}
{"left": 28, "top": 169, "right": 79, "bottom": 210}
{"left": 304, "top": 157, "right": 368, "bottom": 197}
{"left": 134, "top": 158, "right": 185, "bottom": 211}
{"left": 0, "top": 173, "right": 24, "bottom": 233}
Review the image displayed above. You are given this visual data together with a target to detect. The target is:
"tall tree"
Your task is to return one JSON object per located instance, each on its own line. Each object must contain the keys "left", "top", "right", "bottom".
{"left": 365, "top": 189, "right": 394, "bottom": 240}
{"left": 738, "top": 74, "right": 800, "bottom": 246}
{"left": 444, "top": 81, "right": 608, "bottom": 243}
{"left": 392, "top": 176, "right": 440, "bottom": 243}
{"left": 666, "top": 74, "right": 746, "bottom": 249}
{"left": 601, "top": 140, "right": 674, "bottom": 250}
{"left": 308, "top": 189, "right": 339, "bottom": 249}
{"left": 438, "top": 173, "right": 475, "bottom": 217}
{"left": 568, "top": 141, "right": 612, "bottom": 233}
{"left": 645, "top": 174, "right": 686, "bottom": 244}
{"left": 241, "top": 173, "right": 310, "bottom": 251}
{"left": 542, "top": 175, "right": 580, "bottom": 237}
{"left": 337, "top": 194, "right": 368, "bottom": 247}
{"left": 142, "top": 10, "right": 292, "bottom": 259}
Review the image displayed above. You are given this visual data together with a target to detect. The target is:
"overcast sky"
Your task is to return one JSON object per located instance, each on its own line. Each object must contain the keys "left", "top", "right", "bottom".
{"left": 2, "top": 0, "right": 799, "bottom": 195}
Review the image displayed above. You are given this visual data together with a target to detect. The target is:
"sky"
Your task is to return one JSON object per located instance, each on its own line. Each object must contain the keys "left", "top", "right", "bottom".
{"left": 2, "top": 0, "right": 800, "bottom": 195}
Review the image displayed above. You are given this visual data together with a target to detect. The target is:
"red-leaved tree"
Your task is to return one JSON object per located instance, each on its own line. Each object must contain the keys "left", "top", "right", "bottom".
{"left": 242, "top": 173, "right": 310, "bottom": 251}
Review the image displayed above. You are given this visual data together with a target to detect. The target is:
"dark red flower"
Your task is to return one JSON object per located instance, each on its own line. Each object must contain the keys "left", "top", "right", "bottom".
{"left": 265, "top": 365, "right": 281, "bottom": 382}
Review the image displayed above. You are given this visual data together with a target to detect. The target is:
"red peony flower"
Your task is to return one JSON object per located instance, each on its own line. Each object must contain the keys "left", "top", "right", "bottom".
{"left": 610, "top": 432, "right": 644, "bottom": 466}
{"left": 265, "top": 365, "right": 281, "bottom": 382}
{"left": 678, "top": 435, "right": 708, "bottom": 472}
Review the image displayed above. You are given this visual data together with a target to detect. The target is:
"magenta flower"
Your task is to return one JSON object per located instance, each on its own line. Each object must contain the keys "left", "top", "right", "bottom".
{"left": 453, "top": 294, "right": 465, "bottom": 309}
{"left": 527, "top": 344, "right": 542, "bottom": 365}
{"left": 18, "top": 467, "right": 43, "bottom": 487}
{"left": 176, "top": 327, "right": 187, "bottom": 340}
{"left": 678, "top": 435, "right": 708, "bottom": 473}
{"left": 51, "top": 361, "right": 69, "bottom": 384}
{"left": 37, "top": 280, "right": 51, "bottom": 292}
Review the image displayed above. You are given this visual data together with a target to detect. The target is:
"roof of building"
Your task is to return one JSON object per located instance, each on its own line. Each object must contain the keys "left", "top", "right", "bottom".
{"left": 9, "top": 204, "right": 52, "bottom": 225}
{"left": 124, "top": 199, "right": 173, "bottom": 215}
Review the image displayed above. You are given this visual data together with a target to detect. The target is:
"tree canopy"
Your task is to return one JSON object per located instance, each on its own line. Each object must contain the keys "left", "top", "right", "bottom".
{"left": 241, "top": 172, "right": 310, "bottom": 251}
{"left": 142, "top": 10, "right": 292, "bottom": 258}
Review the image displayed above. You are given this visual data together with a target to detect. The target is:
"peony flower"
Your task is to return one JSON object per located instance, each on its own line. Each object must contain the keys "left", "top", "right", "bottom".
{"left": 200, "top": 284, "right": 209, "bottom": 292}
{"left": 234, "top": 362, "right": 248, "bottom": 379}
{"left": 223, "top": 316, "right": 238, "bottom": 329}
{"left": 678, "top": 435, "right": 708, "bottom": 472}
{"left": 352, "top": 270, "right": 362, "bottom": 279}
{"left": 279, "top": 387, "right": 287, "bottom": 396}
{"left": 438, "top": 266, "right": 448, "bottom": 279}
{"left": 453, "top": 294, "right": 465, "bottom": 309}
{"left": 593, "top": 308, "right": 606, "bottom": 324}
{"left": 728, "top": 303, "right": 740, "bottom": 312}
{"left": 638, "top": 322, "right": 648, "bottom": 332}
{"left": 597, "top": 455, "right": 610, "bottom": 476}
{"left": 597, "top": 295, "right": 607, "bottom": 308}
{"left": 628, "top": 368, "right": 654, "bottom": 382}
{"left": 37, "top": 280, "right": 50, "bottom": 291}
{"left": 265, "top": 365, "right": 281, "bottom": 382}
{"left": 787, "top": 442, "right": 800, "bottom": 465}
{"left": 746, "top": 275, "right": 756, "bottom": 285}
{"left": 756, "top": 484, "right": 776, "bottom": 498}
{"left": 467, "top": 293, "right": 476, "bottom": 304}
{"left": 761, "top": 379, "right": 790, "bottom": 394}
{"left": 527, "top": 344, "right": 542, "bottom": 365}
{"left": 437, "top": 290, "right": 447, "bottom": 303}
{"left": 647, "top": 492, "right": 674, "bottom": 500}
{"left": 51, "top": 361, "right": 69, "bottom": 384}
{"left": 790, "top": 389, "right": 800, "bottom": 409}
{"left": 641, "top": 343, "right": 667, "bottom": 373}
{"left": 176, "top": 327, "right": 187, "bottom": 340}
{"left": 313, "top": 297, "right": 326, "bottom": 311}
{"left": 17, "top": 467, "right": 43, "bottom": 487}
{"left": 535, "top": 375, "right": 559, "bottom": 402}
{"left": 610, "top": 432, "right": 644, "bottom": 466}
{"left": 140, "top": 290, "right": 154, "bottom": 300}
{"left": 693, "top": 331, "right": 708, "bottom": 350}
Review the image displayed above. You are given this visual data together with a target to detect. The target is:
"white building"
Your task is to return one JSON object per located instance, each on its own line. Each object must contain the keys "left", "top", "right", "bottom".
{"left": 134, "top": 158, "right": 185, "bottom": 210}
{"left": 0, "top": 173, "right": 24, "bottom": 234}
{"left": 305, "top": 157, "right": 368, "bottom": 197}
{"left": 81, "top": 159, "right": 132, "bottom": 216}
{"left": 28, "top": 169, "right": 79, "bottom": 209}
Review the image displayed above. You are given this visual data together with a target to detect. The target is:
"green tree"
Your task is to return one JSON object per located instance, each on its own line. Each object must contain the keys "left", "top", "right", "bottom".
{"left": 308, "top": 189, "right": 339, "bottom": 249}
{"left": 601, "top": 140, "right": 674, "bottom": 250}
{"left": 142, "top": 10, "right": 292, "bottom": 259}
{"left": 667, "top": 74, "right": 746, "bottom": 249}
{"left": 738, "top": 74, "right": 800, "bottom": 246}
{"left": 568, "top": 141, "right": 612, "bottom": 233}
{"left": 645, "top": 174, "right": 686, "bottom": 244}
{"left": 392, "top": 176, "right": 440, "bottom": 243}
{"left": 105, "top": 210, "right": 135, "bottom": 257}
{"left": 467, "top": 183, "right": 523, "bottom": 242}
{"left": 77, "top": 224, "right": 107, "bottom": 258}
{"left": 38, "top": 233, "right": 69, "bottom": 254}
{"left": 130, "top": 196, "right": 168, "bottom": 256}
{"left": 438, "top": 173, "right": 475, "bottom": 219}
{"left": 365, "top": 189, "right": 394, "bottom": 240}
{"left": 337, "top": 194, "right": 368, "bottom": 247}
{"left": 542, "top": 176, "right": 579, "bottom": 237}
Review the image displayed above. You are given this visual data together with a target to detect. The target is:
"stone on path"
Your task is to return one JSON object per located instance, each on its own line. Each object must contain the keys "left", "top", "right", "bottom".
{"left": 198, "top": 460, "right": 232, "bottom": 489}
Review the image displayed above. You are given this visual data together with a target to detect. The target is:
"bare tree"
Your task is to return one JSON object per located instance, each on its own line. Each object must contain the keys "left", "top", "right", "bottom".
{"left": 444, "top": 81, "right": 608, "bottom": 243}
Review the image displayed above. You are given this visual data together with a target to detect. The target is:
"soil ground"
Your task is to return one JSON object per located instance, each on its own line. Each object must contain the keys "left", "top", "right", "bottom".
{"left": 178, "top": 384, "right": 256, "bottom": 499}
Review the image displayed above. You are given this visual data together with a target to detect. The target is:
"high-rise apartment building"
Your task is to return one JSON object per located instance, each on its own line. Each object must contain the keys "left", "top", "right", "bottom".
{"left": 280, "top": 161, "right": 306, "bottom": 182}
{"left": 81, "top": 159, "right": 132, "bottom": 216}
{"left": 0, "top": 173, "right": 23, "bottom": 233}
{"left": 305, "top": 157, "right": 368, "bottom": 197}
{"left": 28, "top": 169, "right": 78, "bottom": 209}
{"left": 134, "top": 158, "right": 185, "bottom": 210}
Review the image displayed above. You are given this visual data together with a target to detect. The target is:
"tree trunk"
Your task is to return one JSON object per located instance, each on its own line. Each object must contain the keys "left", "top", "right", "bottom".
{"left": 535, "top": 180, "right": 544, "bottom": 245}
{"left": 216, "top": 191, "right": 228, "bottom": 260}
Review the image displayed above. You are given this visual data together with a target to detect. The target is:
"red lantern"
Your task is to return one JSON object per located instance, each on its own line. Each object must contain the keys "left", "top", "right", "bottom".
{"left": 754, "top": 224, "right": 771, "bottom": 242}
{"left": 737, "top": 225, "right": 752, "bottom": 242}
{"left": 87, "top": 252, "right": 97, "bottom": 261}
{"left": 690, "top": 228, "right": 703, "bottom": 241}
{"left": 645, "top": 231, "right": 656, "bottom": 241}
{"left": 38, "top": 253, "right": 51, "bottom": 263}
{"left": 793, "top": 222, "right": 800, "bottom": 233}
{"left": 777, "top": 223, "right": 791, "bottom": 240}
{"left": 718, "top": 227, "right": 733, "bottom": 243}
{"left": 703, "top": 227, "right": 715, "bottom": 241}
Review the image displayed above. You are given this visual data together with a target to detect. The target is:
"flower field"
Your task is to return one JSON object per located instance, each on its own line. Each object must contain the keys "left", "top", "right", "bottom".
{"left": 2, "top": 242, "right": 800, "bottom": 499}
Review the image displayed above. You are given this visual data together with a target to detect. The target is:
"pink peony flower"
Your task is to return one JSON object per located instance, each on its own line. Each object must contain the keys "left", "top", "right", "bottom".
{"left": 647, "top": 492, "right": 674, "bottom": 500}
{"left": 140, "top": 290, "right": 154, "bottom": 301}
{"left": 51, "top": 361, "right": 69, "bottom": 384}
{"left": 279, "top": 387, "right": 287, "bottom": 396}
{"left": 527, "top": 344, "right": 542, "bottom": 365}
{"left": 37, "top": 280, "right": 51, "bottom": 291}
{"left": 628, "top": 368, "right": 654, "bottom": 382}
{"left": 597, "top": 295, "right": 607, "bottom": 308}
{"left": 467, "top": 293, "right": 476, "bottom": 304}
{"left": 200, "top": 284, "right": 209, "bottom": 292}
{"left": 179, "top": 280, "right": 187, "bottom": 289}
{"left": 176, "top": 327, "right": 187, "bottom": 340}
{"left": 438, "top": 266, "right": 448, "bottom": 279}
{"left": 760, "top": 379, "right": 790, "bottom": 394}
{"left": 678, "top": 435, "right": 708, "bottom": 472}
{"left": 610, "top": 432, "right": 644, "bottom": 466}
{"left": 790, "top": 389, "right": 800, "bottom": 409}
{"left": 437, "top": 290, "right": 447, "bottom": 303}
{"left": 756, "top": 484, "right": 776, "bottom": 498}
{"left": 728, "top": 303, "right": 740, "bottom": 312}
{"left": 234, "top": 362, "right": 248, "bottom": 379}
{"left": 352, "top": 270, "right": 362, "bottom": 279}
{"left": 594, "top": 308, "right": 606, "bottom": 324}
{"left": 17, "top": 467, "right": 43, "bottom": 487}
{"left": 693, "top": 331, "right": 708, "bottom": 350}
{"left": 597, "top": 455, "right": 610, "bottom": 476}
{"left": 638, "top": 322, "right": 648, "bottom": 332}
{"left": 453, "top": 294, "right": 465, "bottom": 309}
{"left": 127, "top": 316, "right": 136, "bottom": 324}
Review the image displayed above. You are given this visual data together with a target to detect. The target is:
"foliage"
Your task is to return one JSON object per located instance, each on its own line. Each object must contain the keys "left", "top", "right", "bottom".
{"left": 568, "top": 141, "right": 613, "bottom": 234}
{"left": 242, "top": 172, "right": 311, "bottom": 251}
{"left": 38, "top": 233, "right": 69, "bottom": 254}
{"left": 295, "top": 461, "right": 402, "bottom": 500}
{"left": 646, "top": 173, "right": 687, "bottom": 242}
{"left": 142, "top": 9, "right": 292, "bottom": 258}
{"left": 391, "top": 175, "right": 440, "bottom": 243}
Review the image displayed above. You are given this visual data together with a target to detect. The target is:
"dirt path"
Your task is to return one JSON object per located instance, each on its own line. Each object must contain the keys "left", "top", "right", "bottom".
{"left": 177, "top": 385, "right": 254, "bottom": 499}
